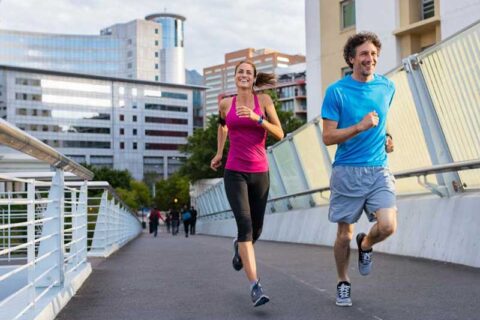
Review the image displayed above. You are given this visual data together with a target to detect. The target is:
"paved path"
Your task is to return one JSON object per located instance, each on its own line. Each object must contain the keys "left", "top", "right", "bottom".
{"left": 57, "top": 230, "right": 480, "bottom": 320}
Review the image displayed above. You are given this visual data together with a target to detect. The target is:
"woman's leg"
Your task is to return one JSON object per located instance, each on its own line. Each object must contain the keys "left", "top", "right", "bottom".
{"left": 224, "top": 170, "right": 257, "bottom": 282}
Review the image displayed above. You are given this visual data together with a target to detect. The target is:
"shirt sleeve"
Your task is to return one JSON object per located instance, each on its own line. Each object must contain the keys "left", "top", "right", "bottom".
{"left": 388, "top": 80, "right": 396, "bottom": 108}
{"left": 321, "top": 86, "right": 341, "bottom": 122}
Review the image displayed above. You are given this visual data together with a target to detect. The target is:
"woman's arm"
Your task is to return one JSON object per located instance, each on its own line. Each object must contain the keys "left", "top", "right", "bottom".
{"left": 235, "top": 94, "right": 284, "bottom": 141}
{"left": 210, "top": 99, "right": 229, "bottom": 171}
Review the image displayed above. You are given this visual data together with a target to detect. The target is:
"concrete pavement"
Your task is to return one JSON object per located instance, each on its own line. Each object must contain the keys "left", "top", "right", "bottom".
{"left": 56, "top": 230, "right": 480, "bottom": 320}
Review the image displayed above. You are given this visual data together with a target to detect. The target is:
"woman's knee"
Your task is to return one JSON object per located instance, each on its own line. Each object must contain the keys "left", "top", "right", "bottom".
{"left": 252, "top": 227, "right": 263, "bottom": 243}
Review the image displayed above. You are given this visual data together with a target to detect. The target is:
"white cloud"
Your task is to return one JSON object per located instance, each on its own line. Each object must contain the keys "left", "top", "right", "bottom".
{"left": 0, "top": 0, "right": 305, "bottom": 73}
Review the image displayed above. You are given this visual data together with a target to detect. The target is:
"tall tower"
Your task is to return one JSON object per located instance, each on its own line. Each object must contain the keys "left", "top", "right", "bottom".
{"left": 146, "top": 13, "right": 186, "bottom": 84}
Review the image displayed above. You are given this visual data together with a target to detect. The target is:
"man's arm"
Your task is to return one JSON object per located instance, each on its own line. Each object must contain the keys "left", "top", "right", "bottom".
{"left": 322, "top": 111, "right": 379, "bottom": 146}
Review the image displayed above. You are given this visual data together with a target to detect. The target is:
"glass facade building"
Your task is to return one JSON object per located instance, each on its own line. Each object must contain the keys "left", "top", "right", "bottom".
{"left": 0, "top": 65, "right": 206, "bottom": 180}
{"left": 146, "top": 13, "right": 186, "bottom": 84}
{"left": 0, "top": 30, "right": 126, "bottom": 77}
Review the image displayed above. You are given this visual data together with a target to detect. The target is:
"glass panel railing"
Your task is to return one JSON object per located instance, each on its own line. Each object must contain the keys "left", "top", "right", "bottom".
{"left": 418, "top": 23, "right": 480, "bottom": 189}
{"left": 386, "top": 70, "right": 437, "bottom": 194}
{"left": 271, "top": 140, "right": 310, "bottom": 209}
{"left": 292, "top": 123, "right": 331, "bottom": 205}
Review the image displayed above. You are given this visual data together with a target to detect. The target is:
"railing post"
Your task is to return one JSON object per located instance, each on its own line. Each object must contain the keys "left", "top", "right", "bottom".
{"left": 27, "top": 179, "right": 36, "bottom": 310}
{"left": 90, "top": 191, "right": 108, "bottom": 255}
{"left": 404, "top": 54, "right": 461, "bottom": 196}
{"left": 36, "top": 168, "right": 64, "bottom": 287}
{"left": 78, "top": 183, "right": 88, "bottom": 264}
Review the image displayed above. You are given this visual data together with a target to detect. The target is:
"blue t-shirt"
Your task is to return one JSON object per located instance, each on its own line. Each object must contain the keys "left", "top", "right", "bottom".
{"left": 321, "top": 74, "right": 395, "bottom": 167}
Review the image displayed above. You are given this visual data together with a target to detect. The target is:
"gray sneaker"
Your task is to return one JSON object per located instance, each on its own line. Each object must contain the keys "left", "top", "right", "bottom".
{"left": 232, "top": 239, "right": 243, "bottom": 271}
{"left": 356, "top": 233, "right": 373, "bottom": 276}
{"left": 336, "top": 281, "right": 352, "bottom": 307}
{"left": 251, "top": 280, "right": 270, "bottom": 307}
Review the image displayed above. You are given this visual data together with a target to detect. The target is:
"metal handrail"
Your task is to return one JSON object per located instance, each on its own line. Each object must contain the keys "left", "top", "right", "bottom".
{"left": 66, "top": 181, "right": 140, "bottom": 221}
{"left": 0, "top": 118, "right": 93, "bottom": 180}
{"left": 199, "top": 159, "right": 480, "bottom": 218}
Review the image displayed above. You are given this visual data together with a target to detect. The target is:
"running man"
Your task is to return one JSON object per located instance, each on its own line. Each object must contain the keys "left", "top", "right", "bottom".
{"left": 321, "top": 32, "right": 397, "bottom": 307}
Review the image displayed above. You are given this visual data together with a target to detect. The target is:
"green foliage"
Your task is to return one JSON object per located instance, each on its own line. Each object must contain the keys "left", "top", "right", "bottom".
{"left": 178, "top": 114, "right": 228, "bottom": 182}
{"left": 153, "top": 173, "right": 190, "bottom": 210}
{"left": 83, "top": 164, "right": 151, "bottom": 211}
{"left": 83, "top": 164, "right": 132, "bottom": 189}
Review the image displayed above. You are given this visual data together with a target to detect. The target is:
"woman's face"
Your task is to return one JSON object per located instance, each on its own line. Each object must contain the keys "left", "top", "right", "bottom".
{"left": 235, "top": 63, "right": 255, "bottom": 89}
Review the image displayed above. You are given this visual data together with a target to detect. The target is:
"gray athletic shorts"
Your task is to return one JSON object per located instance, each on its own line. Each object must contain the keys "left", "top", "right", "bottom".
{"left": 328, "top": 166, "right": 397, "bottom": 224}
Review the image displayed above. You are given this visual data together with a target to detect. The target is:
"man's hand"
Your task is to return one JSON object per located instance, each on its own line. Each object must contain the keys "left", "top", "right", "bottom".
{"left": 357, "top": 111, "right": 379, "bottom": 132}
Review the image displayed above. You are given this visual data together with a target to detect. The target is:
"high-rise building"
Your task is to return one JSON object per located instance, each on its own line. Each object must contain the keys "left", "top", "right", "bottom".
{"left": 305, "top": 0, "right": 480, "bottom": 121}
{"left": 0, "top": 13, "right": 187, "bottom": 84}
{"left": 0, "top": 13, "right": 206, "bottom": 179}
{"left": 275, "top": 63, "right": 307, "bottom": 122}
{"left": 145, "top": 13, "right": 186, "bottom": 84}
{"left": 0, "top": 64, "right": 205, "bottom": 180}
{"left": 203, "top": 48, "right": 305, "bottom": 121}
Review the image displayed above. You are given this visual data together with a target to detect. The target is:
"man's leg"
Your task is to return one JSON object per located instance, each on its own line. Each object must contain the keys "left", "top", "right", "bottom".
{"left": 361, "top": 208, "right": 397, "bottom": 250}
{"left": 334, "top": 222, "right": 355, "bottom": 282}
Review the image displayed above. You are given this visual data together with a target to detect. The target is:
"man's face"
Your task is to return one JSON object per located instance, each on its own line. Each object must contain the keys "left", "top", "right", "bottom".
{"left": 349, "top": 41, "right": 378, "bottom": 78}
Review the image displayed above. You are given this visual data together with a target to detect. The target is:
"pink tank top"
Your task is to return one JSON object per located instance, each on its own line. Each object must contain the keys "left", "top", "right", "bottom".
{"left": 225, "top": 95, "right": 268, "bottom": 172}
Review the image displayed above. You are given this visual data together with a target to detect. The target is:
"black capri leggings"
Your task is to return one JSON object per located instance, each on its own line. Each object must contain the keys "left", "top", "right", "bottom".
{"left": 224, "top": 169, "right": 270, "bottom": 243}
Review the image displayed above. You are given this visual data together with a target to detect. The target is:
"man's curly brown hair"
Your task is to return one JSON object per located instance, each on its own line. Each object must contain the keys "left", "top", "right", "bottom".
{"left": 343, "top": 32, "right": 382, "bottom": 68}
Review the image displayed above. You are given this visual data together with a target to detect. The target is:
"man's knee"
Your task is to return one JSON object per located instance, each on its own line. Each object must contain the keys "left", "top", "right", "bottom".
{"left": 378, "top": 222, "right": 396, "bottom": 237}
{"left": 336, "top": 229, "right": 353, "bottom": 245}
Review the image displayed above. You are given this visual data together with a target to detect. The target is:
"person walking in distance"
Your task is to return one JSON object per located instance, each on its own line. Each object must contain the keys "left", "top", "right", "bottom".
{"left": 210, "top": 60, "right": 283, "bottom": 307}
{"left": 321, "top": 32, "right": 397, "bottom": 307}
{"left": 190, "top": 206, "right": 198, "bottom": 235}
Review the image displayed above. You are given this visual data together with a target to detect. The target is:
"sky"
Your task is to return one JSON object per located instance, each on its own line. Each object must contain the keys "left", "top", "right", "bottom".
{"left": 0, "top": 0, "right": 306, "bottom": 73}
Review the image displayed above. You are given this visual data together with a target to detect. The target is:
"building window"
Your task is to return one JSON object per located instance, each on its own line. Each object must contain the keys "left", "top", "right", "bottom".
{"left": 341, "top": 66, "right": 353, "bottom": 77}
{"left": 155, "top": 64, "right": 159, "bottom": 69}
{"left": 341, "top": 0, "right": 355, "bottom": 29}
{"left": 133, "top": 142, "right": 138, "bottom": 150}
{"left": 120, "top": 114, "right": 124, "bottom": 121}
{"left": 155, "top": 40, "right": 159, "bottom": 46}
{"left": 155, "top": 76, "right": 159, "bottom": 82}
{"left": 422, "top": 0, "right": 435, "bottom": 19}
{"left": 133, "top": 128, "right": 137, "bottom": 136}
{"left": 127, "top": 51, "right": 133, "bottom": 57}
{"left": 133, "top": 115, "right": 137, "bottom": 122}
{"left": 127, "top": 63, "right": 132, "bottom": 69}
{"left": 128, "top": 39, "right": 132, "bottom": 45}
{"left": 120, "top": 142, "right": 125, "bottom": 149}
{"left": 155, "top": 28, "right": 159, "bottom": 34}
{"left": 120, "top": 128, "right": 124, "bottom": 135}
{"left": 155, "top": 52, "right": 159, "bottom": 58}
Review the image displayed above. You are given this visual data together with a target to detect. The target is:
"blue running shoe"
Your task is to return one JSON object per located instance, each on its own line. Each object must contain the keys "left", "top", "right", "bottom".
{"left": 251, "top": 280, "right": 270, "bottom": 307}
{"left": 336, "top": 281, "right": 352, "bottom": 307}
{"left": 356, "top": 233, "right": 373, "bottom": 276}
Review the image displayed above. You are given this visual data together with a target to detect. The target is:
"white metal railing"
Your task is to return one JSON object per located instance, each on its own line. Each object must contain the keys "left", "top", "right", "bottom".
{"left": 0, "top": 170, "right": 88, "bottom": 319}
{"left": 0, "top": 118, "right": 141, "bottom": 319}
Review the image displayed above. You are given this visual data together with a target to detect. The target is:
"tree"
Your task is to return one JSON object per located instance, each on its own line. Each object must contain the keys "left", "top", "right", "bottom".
{"left": 82, "top": 165, "right": 132, "bottom": 189}
{"left": 82, "top": 165, "right": 151, "bottom": 211}
{"left": 115, "top": 180, "right": 152, "bottom": 212}
{"left": 153, "top": 173, "right": 190, "bottom": 210}
{"left": 178, "top": 115, "right": 227, "bottom": 182}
